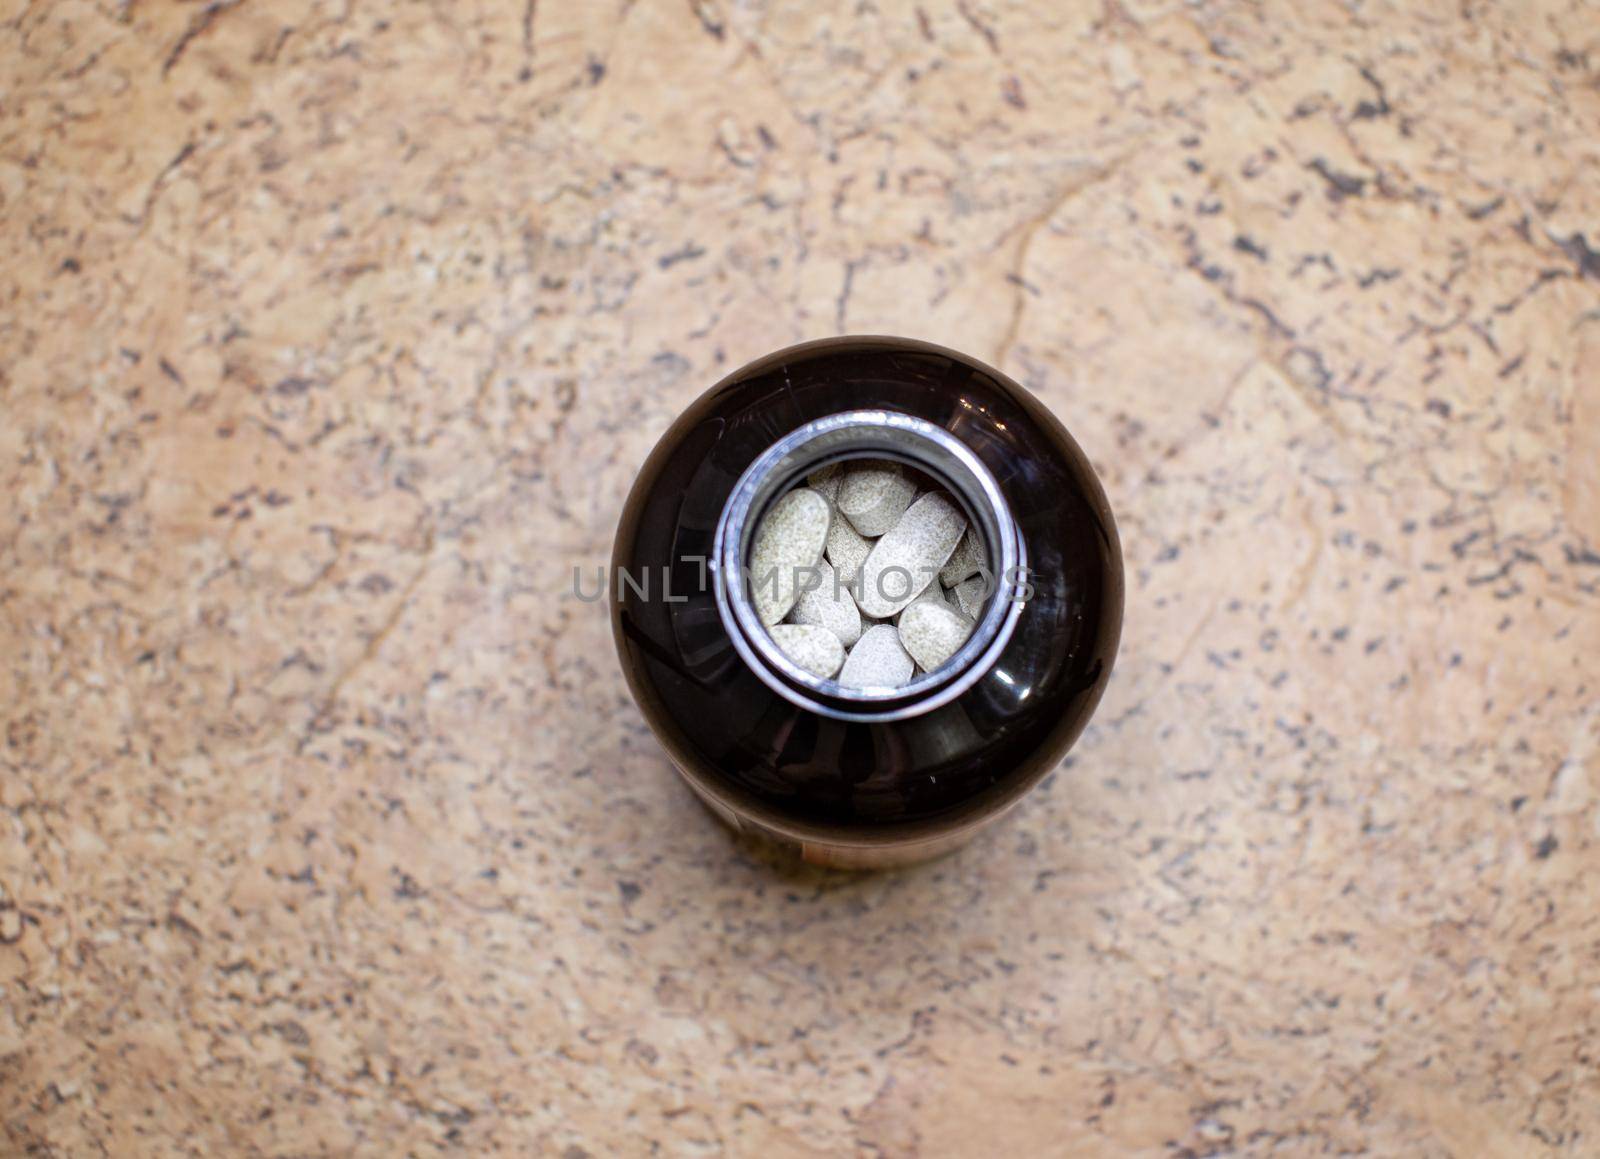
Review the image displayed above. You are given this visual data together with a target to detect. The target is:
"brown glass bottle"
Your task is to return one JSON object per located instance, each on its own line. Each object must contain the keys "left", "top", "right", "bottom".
{"left": 610, "top": 336, "right": 1122, "bottom": 867}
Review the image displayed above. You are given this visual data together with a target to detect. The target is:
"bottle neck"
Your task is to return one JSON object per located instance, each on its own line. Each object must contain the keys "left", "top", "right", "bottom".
{"left": 713, "top": 410, "right": 1026, "bottom": 722}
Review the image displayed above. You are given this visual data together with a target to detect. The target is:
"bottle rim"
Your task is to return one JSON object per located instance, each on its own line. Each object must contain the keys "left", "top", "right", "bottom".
{"left": 713, "top": 410, "right": 1027, "bottom": 723}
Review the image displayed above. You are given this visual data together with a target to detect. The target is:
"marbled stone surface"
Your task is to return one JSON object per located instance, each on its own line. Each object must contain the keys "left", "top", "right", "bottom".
{"left": 4, "top": 1, "right": 1598, "bottom": 1154}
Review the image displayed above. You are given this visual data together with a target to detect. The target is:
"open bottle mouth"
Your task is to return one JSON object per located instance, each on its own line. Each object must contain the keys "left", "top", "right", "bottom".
{"left": 713, "top": 410, "right": 1027, "bottom": 723}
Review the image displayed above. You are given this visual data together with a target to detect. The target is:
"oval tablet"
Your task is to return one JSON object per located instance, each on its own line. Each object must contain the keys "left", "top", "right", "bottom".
{"left": 825, "top": 515, "right": 872, "bottom": 586}
{"left": 897, "top": 600, "right": 974, "bottom": 673}
{"left": 786, "top": 558, "right": 862, "bottom": 647}
{"left": 854, "top": 492, "right": 967, "bottom": 619}
{"left": 952, "top": 573, "right": 989, "bottom": 619}
{"left": 807, "top": 462, "right": 844, "bottom": 503}
{"left": 748, "top": 488, "right": 830, "bottom": 625}
{"left": 938, "top": 527, "right": 985, "bottom": 588}
{"left": 900, "top": 582, "right": 957, "bottom": 619}
{"left": 768, "top": 623, "right": 845, "bottom": 679}
{"left": 836, "top": 461, "right": 917, "bottom": 537}
{"left": 837, "top": 623, "right": 915, "bottom": 688}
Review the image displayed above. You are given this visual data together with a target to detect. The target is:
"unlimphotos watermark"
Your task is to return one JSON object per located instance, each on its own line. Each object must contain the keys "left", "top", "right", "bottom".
{"left": 571, "top": 559, "right": 1034, "bottom": 604}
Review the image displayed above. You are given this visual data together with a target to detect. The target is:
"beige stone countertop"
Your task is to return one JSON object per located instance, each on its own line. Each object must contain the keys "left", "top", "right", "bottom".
{"left": 3, "top": 1, "right": 1598, "bottom": 1154}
